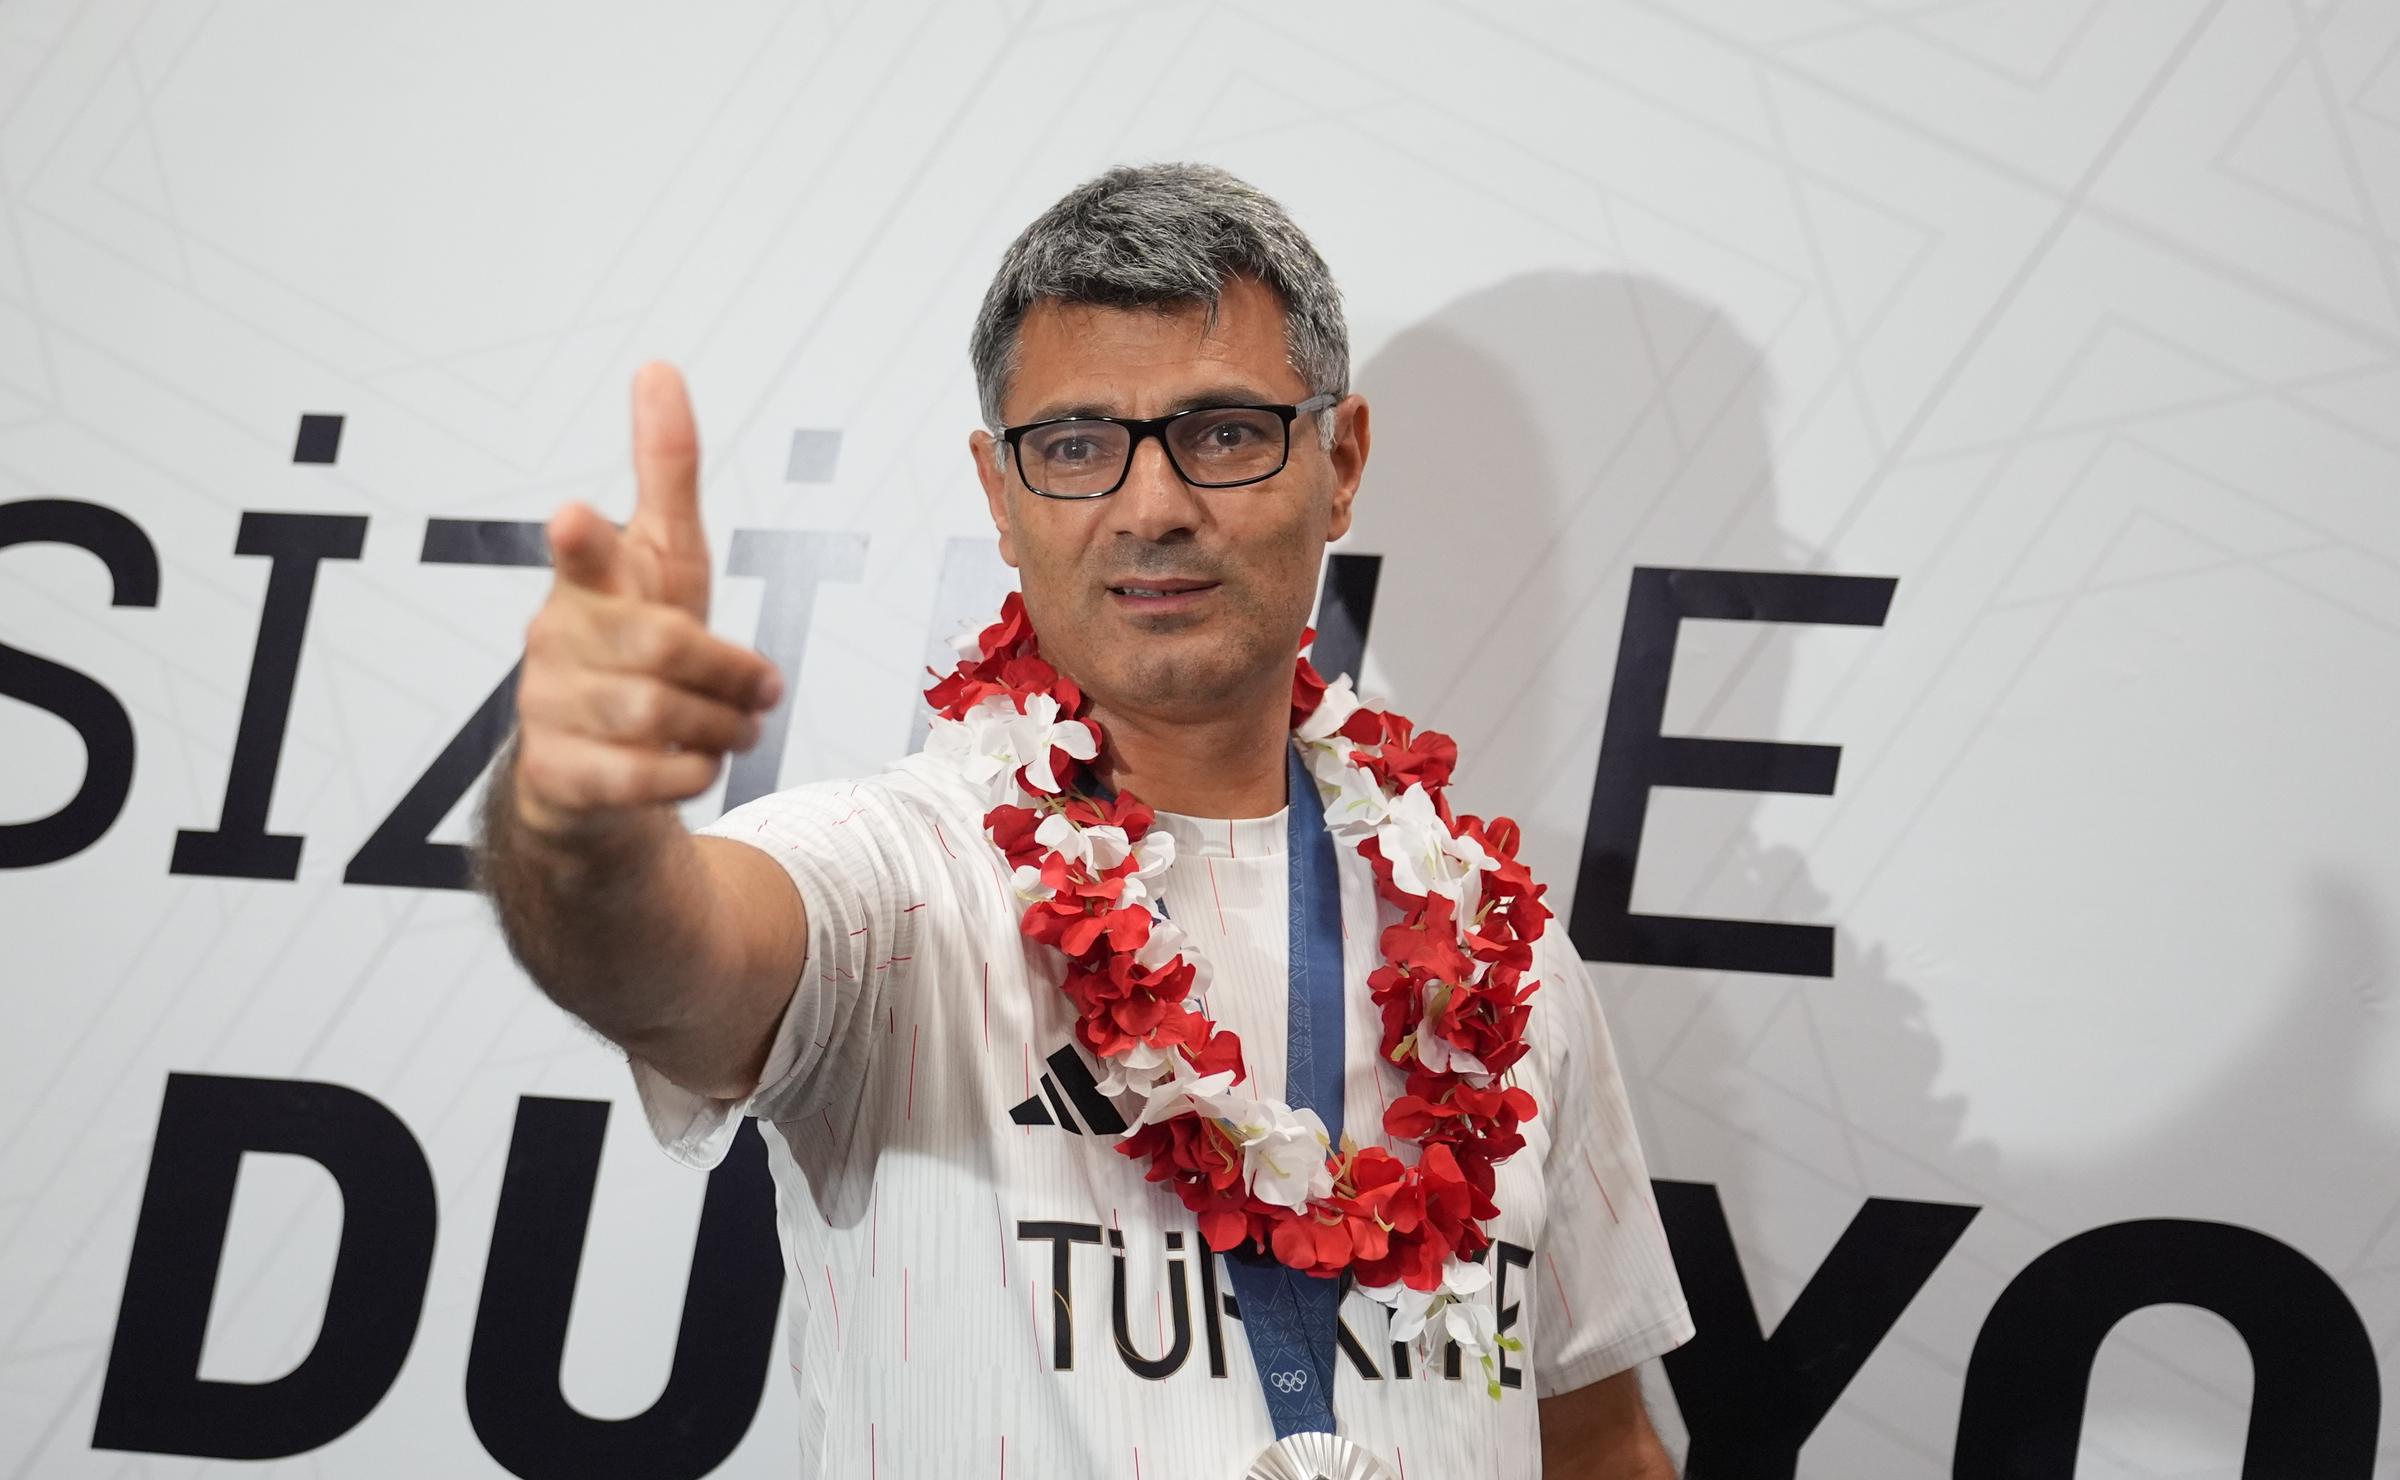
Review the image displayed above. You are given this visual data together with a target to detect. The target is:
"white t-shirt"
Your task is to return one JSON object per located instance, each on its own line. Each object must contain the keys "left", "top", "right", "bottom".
{"left": 634, "top": 749, "right": 1691, "bottom": 1478}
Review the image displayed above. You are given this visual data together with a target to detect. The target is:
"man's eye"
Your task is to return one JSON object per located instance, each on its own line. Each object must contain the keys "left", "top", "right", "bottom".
{"left": 1178, "top": 411, "right": 1278, "bottom": 458}
{"left": 1037, "top": 433, "right": 1099, "bottom": 463}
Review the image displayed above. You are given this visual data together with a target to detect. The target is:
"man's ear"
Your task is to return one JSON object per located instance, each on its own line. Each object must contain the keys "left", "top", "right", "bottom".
{"left": 1325, "top": 394, "right": 1370, "bottom": 543}
{"left": 970, "top": 428, "right": 1021, "bottom": 569}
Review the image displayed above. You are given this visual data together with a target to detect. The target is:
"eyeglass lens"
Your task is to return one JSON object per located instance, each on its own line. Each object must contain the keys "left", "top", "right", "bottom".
{"left": 1019, "top": 407, "right": 1289, "bottom": 496}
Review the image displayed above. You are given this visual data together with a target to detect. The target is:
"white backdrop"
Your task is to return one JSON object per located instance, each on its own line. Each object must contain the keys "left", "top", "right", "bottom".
{"left": 4, "top": 0, "right": 2399, "bottom": 1474}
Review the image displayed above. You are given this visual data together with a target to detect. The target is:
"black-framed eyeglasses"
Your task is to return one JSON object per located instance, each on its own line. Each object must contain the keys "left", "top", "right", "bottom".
{"left": 1000, "top": 393, "right": 1337, "bottom": 500}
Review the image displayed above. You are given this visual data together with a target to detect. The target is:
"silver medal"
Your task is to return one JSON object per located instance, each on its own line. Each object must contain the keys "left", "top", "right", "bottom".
{"left": 1243, "top": 1432, "right": 1400, "bottom": 1480}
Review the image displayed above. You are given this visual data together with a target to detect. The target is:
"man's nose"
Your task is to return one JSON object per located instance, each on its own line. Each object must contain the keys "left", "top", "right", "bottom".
{"left": 1106, "top": 433, "right": 1205, "bottom": 542}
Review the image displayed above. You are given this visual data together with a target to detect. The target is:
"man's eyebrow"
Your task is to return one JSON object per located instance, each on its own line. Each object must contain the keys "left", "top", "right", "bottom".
{"left": 1016, "top": 385, "right": 1288, "bottom": 424}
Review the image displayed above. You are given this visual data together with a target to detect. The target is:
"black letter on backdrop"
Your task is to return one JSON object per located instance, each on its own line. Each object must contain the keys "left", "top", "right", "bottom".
{"left": 344, "top": 519, "right": 545, "bottom": 890}
{"left": 170, "top": 512, "right": 368, "bottom": 879}
{"left": 1956, "top": 1219, "right": 2379, "bottom": 1478}
{"left": 1308, "top": 551, "right": 1382, "bottom": 687}
{"left": 466, "top": 1097, "right": 784, "bottom": 1480}
{"left": 720, "top": 529, "right": 865, "bottom": 810}
{"left": 1657, "top": 1179, "right": 1975, "bottom": 1480}
{"left": 0, "top": 499, "right": 160, "bottom": 868}
{"left": 1571, "top": 567, "right": 1896, "bottom": 976}
{"left": 93, "top": 1073, "right": 436, "bottom": 1458}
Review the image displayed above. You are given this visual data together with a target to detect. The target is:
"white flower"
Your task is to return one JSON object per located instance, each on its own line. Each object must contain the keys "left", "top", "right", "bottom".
{"left": 1296, "top": 673, "right": 1363, "bottom": 743}
{"left": 1124, "top": 1052, "right": 1241, "bottom": 1134}
{"left": 1219, "top": 1102, "right": 1335, "bottom": 1212}
{"left": 1308, "top": 739, "right": 1395, "bottom": 838}
{"left": 1113, "top": 827, "right": 1177, "bottom": 910}
{"left": 1363, "top": 1276, "right": 1430, "bottom": 1343}
{"left": 1096, "top": 1039, "right": 1176, "bottom": 1098}
{"left": 1440, "top": 1255, "right": 1494, "bottom": 1301}
{"left": 1131, "top": 914, "right": 1185, "bottom": 969}
{"left": 1445, "top": 1295, "right": 1510, "bottom": 1394}
{"left": 947, "top": 621, "right": 985, "bottom": 665}
{"left": 1131, "top": 912, "right": 1211, "bottom": 994}
{"left": 1362, "top": 1258, "right": 1490, "bottom": 1337}
{"left": 1010, "top": 863, "right": 1053, "bottom": 901}
{"left": 1360, "top": 1280, "right": 1440, "bottom": 1342}
{"left": 945, "top": 692, "right": 1096, "bottom": 803}
{"left": 1372, "top": 783, "right": 1446, "bottom": 888}
{"left": 1035, "top": 812, "right": 1130, "bottom": 872}
{"left": 1130, "top": 914, "right": 1194, "bottom": 972}
{"left": 1360, "top": 1257, "right": 1513, "bottom": 1392}
{"left": 923, "top": 713, "right": 973, "bottom": 763}
{"left": 1376, "top": 783, "right": 1496, "bottom": 915}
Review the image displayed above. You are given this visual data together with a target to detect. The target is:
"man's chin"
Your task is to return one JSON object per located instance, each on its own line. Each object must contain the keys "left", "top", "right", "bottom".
{"left": 1088, "top": 646, "right": 1251, "bottom": 721}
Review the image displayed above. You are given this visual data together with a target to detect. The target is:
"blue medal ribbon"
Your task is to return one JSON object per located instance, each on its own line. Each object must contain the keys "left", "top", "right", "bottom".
{"left": 1219, "top": 743, "right": 1349, "bottom": 1439}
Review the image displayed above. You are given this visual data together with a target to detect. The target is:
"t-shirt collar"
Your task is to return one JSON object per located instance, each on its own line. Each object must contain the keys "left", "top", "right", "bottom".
{"left": 1148, "top": 807, "right": 1289, "bottom": 860}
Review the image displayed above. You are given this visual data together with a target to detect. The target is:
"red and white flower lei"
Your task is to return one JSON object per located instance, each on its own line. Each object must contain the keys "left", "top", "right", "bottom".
{"left": 924, "top": 595, "right": 1551, "bottom": 1390}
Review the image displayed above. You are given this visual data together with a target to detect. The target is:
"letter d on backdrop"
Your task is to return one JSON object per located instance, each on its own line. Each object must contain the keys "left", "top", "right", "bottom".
{"left": 94, "top": 1074, "right": 436, "bottom": 1459}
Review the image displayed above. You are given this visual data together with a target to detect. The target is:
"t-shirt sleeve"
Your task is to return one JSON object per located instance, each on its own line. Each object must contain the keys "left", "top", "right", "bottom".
{"left": 627, "top": 766, "right": 970, "bottom": 1169}
{"left": 1529, "top": 948, "right": 1694, "bottom": 1396}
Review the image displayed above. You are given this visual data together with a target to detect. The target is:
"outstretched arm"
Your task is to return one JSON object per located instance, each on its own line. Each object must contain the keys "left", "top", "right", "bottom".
{"left": 473, "top": 363, "right": 802, "bottom": 1099}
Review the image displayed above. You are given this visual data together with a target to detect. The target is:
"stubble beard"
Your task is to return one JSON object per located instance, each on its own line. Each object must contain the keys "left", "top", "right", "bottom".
{"left": 1093, "top": 630, "right": 1268, "bottom": 724}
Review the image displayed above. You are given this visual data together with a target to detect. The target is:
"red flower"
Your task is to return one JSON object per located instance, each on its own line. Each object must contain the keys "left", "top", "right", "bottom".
{"left": 1454, "top": 814, "right": 1550, "bottom": 954}
{"left": 1370, "top": 720, "right": 1458, "bottom": 795}
{"left": 1062, "top": 791, "right": 1155, "bottom": 839}
{"left": 1058, "top": 948, "right": 1202, "bottom": 1058}
{"left": 1385, "top": 1091, "right": 1466, "bottom": 1143}
{"left": 1291, "top": 641, "right": 1329, "bottom": 730}
{"left": 985, "top": 805, "right": 1045, "bottom": 868}
{"left": 980, "top": 592, "right": 1035, "bottom": 658}
{"left": 1183, "top": 1022, "right": 1247, "bottom": 1083}
{"left": 1382, "top": 896, "right": 1474, "bottom": 986}
{"left": 1198, "top": 1207, "right": 1249, "bottom": 1253}
{"left": 1059, "top": 903, "right": 1151, "bottom": 959}
{"left": 1338, "top": 707, "right": 1386, "bottom": 746}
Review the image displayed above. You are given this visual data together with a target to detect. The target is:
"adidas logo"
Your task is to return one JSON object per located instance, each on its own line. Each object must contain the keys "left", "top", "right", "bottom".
{"left": 1009, "top": 1044, "right": 1128, "bottom": 1135}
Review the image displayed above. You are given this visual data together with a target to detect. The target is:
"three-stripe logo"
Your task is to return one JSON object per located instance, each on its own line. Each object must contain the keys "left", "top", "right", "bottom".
{"left": 1009, "top": 1045, "right": 1129, "bottom": 1135}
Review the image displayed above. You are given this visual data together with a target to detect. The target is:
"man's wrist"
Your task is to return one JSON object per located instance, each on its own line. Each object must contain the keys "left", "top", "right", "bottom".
{"left": 480, "top": 734, "right": 668, "bottom": 885}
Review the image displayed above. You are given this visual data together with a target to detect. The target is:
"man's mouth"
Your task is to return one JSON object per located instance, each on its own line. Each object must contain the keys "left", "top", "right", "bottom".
{"left": 1106, "top": 578, "right": 1218, "bottom": 599}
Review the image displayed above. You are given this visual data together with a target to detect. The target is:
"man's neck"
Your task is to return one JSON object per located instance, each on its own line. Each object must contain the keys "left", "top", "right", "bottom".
{"left": 1089, "top": 690, "right": 1290, "bottom": 819}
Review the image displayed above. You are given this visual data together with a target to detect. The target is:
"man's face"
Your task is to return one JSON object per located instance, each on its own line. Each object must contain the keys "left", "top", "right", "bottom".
{"left": 970, "top": 275, "right": 1369, "bottom": 726}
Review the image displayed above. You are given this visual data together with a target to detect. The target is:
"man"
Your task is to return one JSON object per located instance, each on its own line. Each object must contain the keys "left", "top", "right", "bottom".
{"left": 479, "top": 164, "right": 1690, "bottom": 1477}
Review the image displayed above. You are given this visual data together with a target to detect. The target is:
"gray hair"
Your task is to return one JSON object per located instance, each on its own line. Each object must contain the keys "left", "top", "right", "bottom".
{"left": 970, "top": 163, "right": 1349, "bottom": 447}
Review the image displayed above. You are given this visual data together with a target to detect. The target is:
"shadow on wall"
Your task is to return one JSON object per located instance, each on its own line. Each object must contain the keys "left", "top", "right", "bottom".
{"left": 1345, "top": 264, "right": 1979, "bottom": 1248}
{"left": 1344, "top": 269, "right": 1970, "bottom": 1461}
{"left": 1342, "top": 272, "right": 2392, "bottom": 1473}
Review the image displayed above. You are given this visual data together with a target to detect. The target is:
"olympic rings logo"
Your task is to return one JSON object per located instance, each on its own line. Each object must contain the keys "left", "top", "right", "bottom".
{"left": 1270, "top": 1369, "right": 1311, "bottom": 1394}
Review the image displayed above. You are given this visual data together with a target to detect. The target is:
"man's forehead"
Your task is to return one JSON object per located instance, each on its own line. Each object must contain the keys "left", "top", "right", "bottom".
{"left": 1006, "top": 279, "right": 1303, "bottom": 419}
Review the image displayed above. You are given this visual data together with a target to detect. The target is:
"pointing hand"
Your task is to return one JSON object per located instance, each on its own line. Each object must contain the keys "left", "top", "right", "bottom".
{"left": 511, "top": 363, "right": 783, "bottom": 837}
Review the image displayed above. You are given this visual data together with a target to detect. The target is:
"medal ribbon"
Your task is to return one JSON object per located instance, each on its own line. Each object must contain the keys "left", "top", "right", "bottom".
{"left": 1220, "top": 743, "right": 1348, "bottom": 1439}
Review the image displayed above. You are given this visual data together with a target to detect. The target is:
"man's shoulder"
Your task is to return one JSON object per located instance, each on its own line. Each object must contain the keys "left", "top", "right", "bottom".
{"left": 1528, "top": 927, "right": 1598, "bottom": 996}
{"left": 856, "top": 748, "right": 993, "bottom": 819}
{"left": 698, "top": 749, "right": 992, "bottom": 846}
{"left": 1523, "top": 932, "right": 1610, "bottom": 1070}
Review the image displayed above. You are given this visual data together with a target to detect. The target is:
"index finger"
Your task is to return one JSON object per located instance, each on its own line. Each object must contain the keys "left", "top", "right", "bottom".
{"left": 629, "top": 362, "right": 704, "bottom": 555}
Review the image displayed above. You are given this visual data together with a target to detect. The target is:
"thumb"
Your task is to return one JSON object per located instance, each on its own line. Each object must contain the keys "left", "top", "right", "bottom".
{"left": 546, "top": 501, "right": 625, "bottom": 595}
{"left": 627, "top": 361, "right": 706, "bottom": 555}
